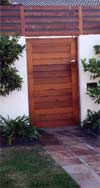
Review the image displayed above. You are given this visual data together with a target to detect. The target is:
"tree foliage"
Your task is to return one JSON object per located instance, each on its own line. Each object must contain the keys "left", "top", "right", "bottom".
{"left": 0, "top": 0, "right": 10, "bottom": 5}
{"left": 0, "top": 35, "right": 25, "bottom": 96}
{"left": 82, "top": 45, "right": 100, "bottom": 104}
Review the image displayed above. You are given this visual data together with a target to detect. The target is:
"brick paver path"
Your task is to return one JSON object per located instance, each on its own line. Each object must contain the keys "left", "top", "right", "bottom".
{"left": 40, "top": 127, "right": 100, "bottom": 188}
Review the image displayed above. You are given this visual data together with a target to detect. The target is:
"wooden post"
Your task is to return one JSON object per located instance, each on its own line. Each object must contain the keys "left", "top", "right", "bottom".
{"left": 20, "top": 6, "right": 25, "bottom": 36}
{"left": 79, "top": 6, "right": 83, "bottom": 35}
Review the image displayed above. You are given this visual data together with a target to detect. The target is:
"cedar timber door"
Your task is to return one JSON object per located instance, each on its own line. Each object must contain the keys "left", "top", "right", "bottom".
{"left": 26, "top": 38, "right": 80, "bottom": 128}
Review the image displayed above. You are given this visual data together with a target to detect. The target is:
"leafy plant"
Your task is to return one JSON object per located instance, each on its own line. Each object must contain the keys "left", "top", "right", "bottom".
{"left": 94, "top": 45, "right": 100, "bottom": 54}
{"left": 0, "top": 115, "right": 40, "bottom": 145}
{"left": 0, "top": 35, "right": 25, "bottom": 96}
{"left": 82, "top": 44, "right": 100, "bottom": 104}
{"left": 82, "top": 110, "right": 100, "bottom": 130}
{"left": 82, "top": 45, "right": 100, "bottom": 133}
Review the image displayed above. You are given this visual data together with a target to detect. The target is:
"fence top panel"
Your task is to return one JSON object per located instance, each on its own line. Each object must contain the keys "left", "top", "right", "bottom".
{"left": 0, "top": 6, "right": 100, "bottom": 36}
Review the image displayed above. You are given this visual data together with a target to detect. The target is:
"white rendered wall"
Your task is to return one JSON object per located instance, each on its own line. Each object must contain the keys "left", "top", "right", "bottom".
{"left": 78, "top": 35, "right": 100, "bottom": 121}
{"left": 0, "top": 35, "right": 100, "bottom": 122}
{"left": 0, "top": 37, "right": 29, "bottom": 118}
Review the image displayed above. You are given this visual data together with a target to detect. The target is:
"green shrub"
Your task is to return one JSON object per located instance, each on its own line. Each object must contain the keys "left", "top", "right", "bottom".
{"left": 82, "top": 110, "right": 100, "bottom": 130}
{"left": 0, "top": 35, "right": 25, "bottom": 96}
{"left": 0, "top": 115, "right": 40, "bottom": 145}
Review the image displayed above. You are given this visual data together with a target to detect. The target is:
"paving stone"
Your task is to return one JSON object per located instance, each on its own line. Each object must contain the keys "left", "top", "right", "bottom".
{"left": 96, "top": 172, "right": 100, "bottom": 177}
{"left": 43, "top": 127, "right": 100, "bottom": 188}
{"left": 71, "top": 148, "right": 99, "bottom": 156}
{"left": 70, "top": 173, "right": 100, "bottom": 188}
{"left": 63, "top": 164, "right": 91, "bottom": 174}
{"left": 94, "top": 146, "right": 100, "bottom": 153}
{"left": 80, "top": 155, "right": 100, "bottom": 163}
{"left": 70, "top": 145, "right": 89, "bottom": 150}
{"left": 63, "top": 139, "right": 82, "bottom": 145}
{"left": 58, "top": 157, "right": 84, "bottom": 166}
{"left": 88, "top": 162, "right": 100, "bottom": 172}
{"left": 45, "top": 145, "right": 65, "bottom": 151}
{"left": 48, "top": 150, "right": 75, "bottom": 158}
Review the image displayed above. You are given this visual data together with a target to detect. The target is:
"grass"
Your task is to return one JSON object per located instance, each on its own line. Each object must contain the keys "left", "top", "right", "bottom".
{"left": 0, "top": 145, "right": 79, "bottom": 188}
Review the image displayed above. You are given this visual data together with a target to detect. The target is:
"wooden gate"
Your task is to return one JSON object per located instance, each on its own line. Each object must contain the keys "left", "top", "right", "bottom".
{"left": 26, "top": 38, "right": 80, "bottom": 128}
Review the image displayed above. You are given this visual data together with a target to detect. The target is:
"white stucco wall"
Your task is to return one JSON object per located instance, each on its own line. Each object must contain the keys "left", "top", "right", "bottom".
{"left": 0, "top": 35, "right": 100, "bottom": 123}
{"left": 0, "top": 37, "right": 29, "bottom": 118}
{"left": 78, "top": 35, "right": 100, "bottom": 121}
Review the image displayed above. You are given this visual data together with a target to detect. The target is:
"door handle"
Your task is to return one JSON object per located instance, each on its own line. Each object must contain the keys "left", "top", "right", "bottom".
{"left": 70, "top": 59, "right": 76, "bottom": 63}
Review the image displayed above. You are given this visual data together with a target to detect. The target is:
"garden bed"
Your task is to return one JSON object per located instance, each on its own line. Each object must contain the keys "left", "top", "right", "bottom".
{"left": 79, "top": 127, "right": 100, "bottom": 138}
{"left": 0, "top": 136, "right": 39, "bottom": 147}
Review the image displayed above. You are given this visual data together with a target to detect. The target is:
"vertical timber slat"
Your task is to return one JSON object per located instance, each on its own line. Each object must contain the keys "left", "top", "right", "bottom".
{"left": 79, "top": 6, "right": 83, "bottom": 34}
{"left": 20, "top": 6, "right": 25, "bottom": 35}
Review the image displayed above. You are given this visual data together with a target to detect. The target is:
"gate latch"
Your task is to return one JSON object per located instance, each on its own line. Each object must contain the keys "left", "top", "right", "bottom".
{"left": 70, "top": 59, "right": 76, "bottom": 63}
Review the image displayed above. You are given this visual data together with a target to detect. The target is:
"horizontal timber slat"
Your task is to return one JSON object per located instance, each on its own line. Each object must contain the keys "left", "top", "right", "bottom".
{"left": 33, "top": 70, "right": 71, "bottom": 78}
{"left": 0, "top": 26, "right": 21, "bottom": 29}
{"left": 24, "top": 31, "right": 79, "bottom": 36}
{"left": 35, "top": 113, "right": 73, "bottom": 121}
{"left": 24, "top": 10, "right": 78, "bottom": 16}
{"left": 0, "top": 12, "right": 20, "bottom": 15}
{"left": 33, "top": 83, "right": 72, "bottom": 90}
{"left": 0, "top": 6, "right": 99, "bottom": 35}
{"left": 35, "top": 107, "right": 73, "bottom": 115}
{"left": 35, "top": 95, "right": 72, "bottom": 103}
{"left": 82, "top": 18, "right": 100, "bottom": 22}
{"left": 31, "top": 52, "right": 70, "bottom": 59}
{"left": 32, "top": 46, "right": 70, "bottom": 53}
{"left": 82, "top": 12, "right": 100, "bottom": 16}
{"left": 25, "top": 18, "right": 78, "bottom": 23}
{"left": 35, "top": 119, "right": 74, "bottom": 128}
{"left": 25, "top": 25, "right": 78, "bottom": 32}
{"left": 31, "top": 58, "right": 70, "bottom": 65}
{"left": 33, "top": 77, "right": 71, "bottom": 85}
{"left": 35, "top": 101, "right": 72, "bottom": 109}
{"left": 33, "top": 89, "right": 72, "bottom": 97}
{"left": 28, "top": 38, "right": 72, "bottom": 45}
{"left": 33, "top": 64, "right": 71, "bottom": 71}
